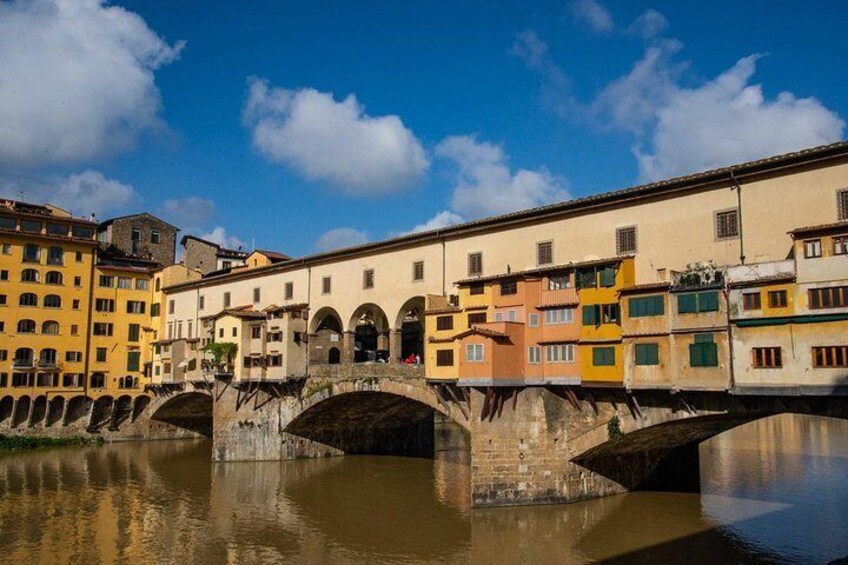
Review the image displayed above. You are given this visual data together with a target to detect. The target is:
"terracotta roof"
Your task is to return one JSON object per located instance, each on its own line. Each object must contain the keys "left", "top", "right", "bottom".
{"left": 164, "top": 141, "right": 848, "bottom": 293}
{"left": 0, "top": 227, "right": 98, "bottom": 245}
{"left": 454, "top": 255, "right": 632, "bottom": 286}
{"left": 254, "top": 249, "right": 291, "bottom": 262}
{"left": 728, "top": 273, "right": 796, "bottom": 289}
{"left": 263, "top": 302, "right": 309, "bottom": 313}
{"left": 425, "top": 306, "right": 462, "bottom": 315}
{"left": 619, "top": 282, "right": 672, "bottom": 295}
{"left": 180, "top": 234, "right": 248, "bottom": 257}
{"left": 789, "top": 220, "right": 848, "bottom": 237}
{"left": 453, "top": 327, "right": 511, "bottom": 340}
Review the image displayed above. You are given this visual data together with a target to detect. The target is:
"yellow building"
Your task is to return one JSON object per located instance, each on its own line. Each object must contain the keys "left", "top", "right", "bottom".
{"left": 0, "top": 200, "right": 98, "bottom": 403}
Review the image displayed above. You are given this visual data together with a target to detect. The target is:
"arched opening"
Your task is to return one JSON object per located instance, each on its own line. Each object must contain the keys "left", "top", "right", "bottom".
{"left": 0, "top": 396, "right": 13, "bottom": 425}
{"left": 65, "top": 395, "right": 91, "bottom": 426}
{"left": 132, "top": 395, "right": 152, "bottom": 422}
{"left": 11, "top": 396, "right": 31, "bottom": 427}
{"left": 309, "top": 307, "right": 344, "bottom": 365}
{"left": 90, "top": 372, "right": 106, "bottom": 389}
{"left": 46, "top": 396, "right": 65, "bottom": 427}
{"left": 110, "top": 395, "right": 133, "bottom": 430}
{"left": 89, "top": 396, "right": 114, "bottom": 430}
{"left": 285, "top": 390, "right": 469, "bottom": 458}
{"left": 328, "top": 347, "right": 341, "bottom": 365}
{"left": 396, "top": 297, "right": 425, "bottom": 362}
{"left": 349, "top": 304, "right": 389, "bottom": 363}
{"left": 29, "top": 395, "right": 48, "bottom": 426}
{"left": 150, "top": 392, "right": 212, "bottom": 437}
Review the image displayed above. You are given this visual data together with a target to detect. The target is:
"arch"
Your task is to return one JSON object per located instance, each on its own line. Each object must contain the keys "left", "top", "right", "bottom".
{"left": 43, "top": 294, "right": 61, "bottom": 308}
{"left": 285, "top": 383, "right": 470, "bottom": 457}
{"left": 64, "top": 395, "right": 91, "bottom": 426}
{"left": 328, "top": 347, "right": 341, "bottom": 364}
{"left": 309, "top": 306, "right": 344, "bottom": 334}
{"left": 45, "top": 271, "right": 63, "bottom": 285}
{"left": 13, "top": 347, "right": 34, "bottom": 367}
{"left": 150, "top": 392, "right": 212, "bottom": 437}
{"left": 20, "top": 268, "right": 39, "bottom": 283}
{"left": 89, "top": 395, "right": 114, "bottom": 429}
{"left": 0, "top": 396, "right": 13, "bottom": 425}
{"left": 309, "top": 306, "right": 345, "bottom": 365}
{"left": 396, "top": 296, "right": 426, "bottom": 361}
{"left": 110, "top": 395, "right": 134, "bottom": 430}
{"left": 17, "top": 319, "right": 36, "bottom": 333}
{"left": 41, "top": 320, "right": 60, "bottom": 335}
{"left": 132, "top": 395, "right": 152, "bottom": 422}
{"left": 30, "top": 395, "right": 47, "bottom": 426}
{"left": 11, "top": 396, "right": 31, "bottom": 427}
{"left": 19, "top": 292, "right": 38, "bottom": 307}
{"left": 348, "top": 303, "right": 390, "bottom": 363}
{"left": 46, "top": 395, "right": 65, "bottom": 427}
{"left": 22, "top": 243, "right": 40, "bottom": 262}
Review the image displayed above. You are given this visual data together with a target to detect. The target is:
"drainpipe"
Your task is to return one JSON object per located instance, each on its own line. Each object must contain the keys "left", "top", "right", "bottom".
{"left": 440, "top": 233, "right": 446, "bottom": 296}
{"left": 82, "top": 247, "right": 96, "bottom": 398}
{"left": 730, "top": 171, "right": 745, "bottom": 265}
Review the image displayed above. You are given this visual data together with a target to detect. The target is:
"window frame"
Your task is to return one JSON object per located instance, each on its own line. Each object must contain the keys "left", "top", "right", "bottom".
{"left": 715, "top": 208, "right": 740, "bottom": 240}
{"left": 467, "top": 252, "right": 483, "bottom": 277}
{"left": 536, "top": 240, "right": 553, "bottom": 266}
{"left": 615, "top": 225, "right": 637, "bottom": 255}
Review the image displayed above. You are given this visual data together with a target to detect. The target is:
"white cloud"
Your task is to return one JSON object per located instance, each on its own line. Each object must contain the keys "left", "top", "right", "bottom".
{"left": 409, "top": 210, "right": 465, "bottom": 234}
{"left": 161, "top": 196, "right": 216, "bottom": 229}
{"left": 0, "top": 170, "right": 135, "bottom": 217}
{"left": 199, "top": 226, "right": 246, "bottom": 251}
{"left": 0, "top": 0, "right": 184, "bottom": 167}
{"left": 594, "top": 45, "right": 845, "bottom": 180}
{"left": 627, "top": 9, "right": 668, "bottom": 39}
{"left": 568, "top": 0, "right": 613, "bottom": 33}
{"left": 435, "top": 135, "right": 569, "bottom": 218}
{"left": 314, "top": 227, "right": 370, "bottom": 252}
{"left": 243, "top": 78, "right": 429, "bottom": 195}
{"left": 510, "top": 31, "right": 578, "bottom": 118}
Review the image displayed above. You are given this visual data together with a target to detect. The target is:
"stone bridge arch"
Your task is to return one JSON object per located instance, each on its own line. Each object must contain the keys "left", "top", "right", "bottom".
{"left": 148, "top": 391, "right": 213, "bottom": 438}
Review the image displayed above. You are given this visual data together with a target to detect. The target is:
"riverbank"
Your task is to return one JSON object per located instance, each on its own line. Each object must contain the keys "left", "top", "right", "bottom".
{"left": 0, "top": 434, "right": 103, "bottom": 452}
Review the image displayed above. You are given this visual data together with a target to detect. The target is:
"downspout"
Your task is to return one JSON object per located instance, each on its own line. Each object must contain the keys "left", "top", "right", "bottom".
{"left": 440, "top": 232, "right": 446, "bottom": 296}
{"left": 730, "top": 171, "right": 745, "bottom": 265}
{"left": 723, "top": 282, "right": 736, "bottom": 392}
{"left": 82, "top": 247, "right": 97, "bottom": 398}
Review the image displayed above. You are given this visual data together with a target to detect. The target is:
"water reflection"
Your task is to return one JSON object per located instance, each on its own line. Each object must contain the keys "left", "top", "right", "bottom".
{"left": 0, "top": 414, "right": 846, "bottom": 564}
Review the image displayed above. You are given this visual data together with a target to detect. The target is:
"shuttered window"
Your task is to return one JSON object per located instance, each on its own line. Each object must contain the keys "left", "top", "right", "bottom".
{"left": 413, "top": 261, "right": 424, "bottom": 281}
{"left": 436, "top": 316, "right": 454, "bottom": 331}
{"left": 689, "top": 334, "right": 719, "bottom": 367}
{"left": 839, "top": 189, "right": 848, "bottom": 221}
{"left": 742, "top": 292, "right": 761, "bottom": 310}
{"left": 467, "top": 312, "right": 487, "bottom": 327}
{"left": 500, "top": 280, "right": 518, "bottom": 295}
{"left": 127, "top": 351, "right": 140, "bottom": 372}
{"left": 616, "top": 226, "right": 637, "bottom": 254}
{"left": 468, "top": 252, "right": 483, "bottom": 276}
{"left": 537, "top": 241, "right": 553, "bottom": 265}
{"left": 363, "top": 269, "right": 374, "bottom": 289}
{"left": 634, "top": 343, "right": 659, "bottom": 366}
{"left": 628, "top": 296, "right": 664, "bottom": 318}
{"left": 768, "top": 290, "right": 788, "bottom": 308}
{"left": 809, "top": 286, "right": 848, "bottom": 309}
{"left": 599, "top": 266, "right": 616, "bottom": 287}
{"left": 813, "top": 346, "right": 848, "bottom": 368}
{"left": 436, "top": 350, "right": 454, "bottom": 366}
{"left": 582, "top": 305, "right": 599, "bottom": 326}
{"left": 592, "top": 347, "right": 615, "bottom": 366}
{"left": 752, "top": 347, "right": 782, "bottom": 368}
{"left": 576, "top": 268, "right": 596, "bottom": 289}
{"left": 677, "top": 291, "right": 719, "bottom": 314}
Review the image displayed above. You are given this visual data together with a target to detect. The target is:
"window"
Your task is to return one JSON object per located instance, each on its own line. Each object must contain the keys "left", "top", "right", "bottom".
{"left": 99, "top": 275, "right": 113, "bottom": 288}
{"left": 809, "top": 286, "right": 848, "bottom": 309}
{"left": 46, "top": 223, "right": 67, "bottom": 236}
{"left": 576, "top": 268, "right": 596, "bottom": 289}
{"left": 45, "top": 271, "right": 62, "bottom": 285}
{"left": 19, "top": 293, "right": 38, "bottom": 307}
{"left": 177, "top": 321, "right": 183, "bottom": 339}
{"left": 169, "top": 299, "right": 176, "bottom": 314}
{"left": 582, "top": 305, "right": 599, "bottom": 326}
{"left": 528, "top": 313, "right": 539, "bottom": 327}
{"left": 500, "top": 280, "right": 517, "bottom": 295}
{"left": 41, "top": 321, "right": 59, "bottom": 334}
{"left": 0, "top": 351, "right": 5, "bottom": 361}
{"left": 151, "top": 303, "right": 161, "bottom": 316}
{"left": 601, "top": 304, "right": 620, "bottom": 324}
{"left": 436, "top": 316, "right": 454, "bottom": 331}
{"left": 322, "top": 277, "right": 331, "bottom": 295}
{"left": 127, "top": 352, "right": 141, "bottom": 372}
{"left": 251, "top": 325, "right": 262, "bottom": 339}
{"left": 616, "top": 226, "right": 637, "bottom": 254}
{"left": 436, "top": 350, "right": 454, "bottom": 366}
{"left": 804, "top": 239, "right": 822, "bottom": 258}
{"left": 70, "top": 325, "right": 78, "bottom": 336}
{"left": 635, "top": 343, "right": 659, "bottom": 366}
{"left": 131, "top": 227, "right": 141, "bottom": 254}
{"left": 95, "top": 298, "right": 115, "bottom": 313}
{"left": 813, "top": 345, "right": 848, "bottom": 368}
{"left": 47, "top": 246, "right": 63, "bottom": 265}
{"left": 219, "top": 328, "right": 224, "bottom": 338}
{"left": 467, "top": 312, "right": 486, "bottom": 327}
{"left": 628, "top": 295, "right": 664, "bottom": 318}
{"left": 135, "top": 278, "right": 149, "bottom": 290}
{"left": 689, "top": 333, "right": 719, "bottom": 367}
{"left": 232, "top": 327, "right": 237, "bottom": 338}
{"left": 128, "top": 324, "right": 140, "bottom": 342}
{"left": 835, "top": 235, "right": 848, "bottom": 256}
{"left": 285, "top": 282, "right": 294, "bottom": 300}
{"left": 412, "top": 261, "right": 424, "bottom": 282}
{"left": 93, "top": 323, "right": 113, "bottom": 336}
{"left": 599, "top": 266, "right": 616, "bottom": 287}
{"left": 151, "top": 229, "right": 160, "bottom": 244}
{"left": 253, "top": 287, "right": 261, "bottom": 303}
{"left": 768, "top": 290, "right": 788, "bottom": 308}
{"left": 838, "top": 189, "right": 848, "bottom": 220}
{"left": 677, "top": 291, "right": 720, "bottom": 314}
{"left": 21, "top": 269, "right": 39, "bottom": 283}
{"left": 494, "top": 312, "right": 503, "bottom": 322}
{"left": 221, "top": 261, "right": 232, "bottom": 270}
{"left": 469, "top": 283, "right": 484, "bottom": 295}
{"left": 715, "top": 209, "right": 739, "bottom": 239}
{"left": 507, "top": 310, "right": 517, "bottom": 322}
{"left": 0, "top": 216, "right": 14, "bottom": 229}
{"left": 468, "top": 252, "right": 483, "bottom": 276}
{"left": 96, "top": 348, "right": 107, "bottom": 362}
{"left": 466, "top": 343, "right": 484, "bottom": 362}
{"left": 546, "top": 344, "right": 574, "bottom": 364}
{"left": 117, "top": 277, "right": 131, "bottom": 289}
{"left": 62, "top": 373, "right": 82, "bottom": 387}
{"left": 44, "top": 295, "right": 61, "bottom": 308}
{"left": 74, "top": 276, "right": 81, "bottom": 287}
{"left": 73, "top": 225, "right": 94, "bottom": 239}
{"left": 592, "top": 347, "right": 615, "bottom": 366}
{"left": 17, "top": 319, "right": 36, "bottom": 333}
{"left": 0, "top": 294, "right": 5, "bottom": 305}
{"left": 23, "top": 243, "right": 40, "bottom": 263}
{"left": 545, "top": 308, "right": 573, "bottom": 325}
{"left": 742, "top": 292, "right": 761, "bottom": 310}
{"left": 20, "top": 220, "right": 41, "bottom": 233}
{"left": 72, "top": 299, "right": 79, "bottom": 310}
{"left": 752, "top": 347, "right": 782, "bottom": 368}
{"left": 75, "top": 251, "right": 83, "bottom": 262}
{"left": 0, "top": 269, "right": 7, "bottom": 280}
{"left": 127, "top": 301, "right": 145, "bottom": 314}
{"left": 528, "top": 346, "right": 542, "bottom": 364}
{"left": 187, "top": 321, "right": 193, "bottom": 338}
{"left": 363, "top": 269, "right": 375, "bottom": 289}
{"left": 537, "top": 241, "right": 553, "bottom": 265}
{"left": 65, "top": 351, "right": 82, "bottom": 362}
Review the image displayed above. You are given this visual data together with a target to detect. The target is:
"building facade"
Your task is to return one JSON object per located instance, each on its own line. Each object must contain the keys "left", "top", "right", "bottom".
{"left": 98, "top": 212, "right": 179, "bottom": 267}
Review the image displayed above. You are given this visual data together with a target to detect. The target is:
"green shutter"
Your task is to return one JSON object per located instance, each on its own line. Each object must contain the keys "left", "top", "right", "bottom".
{"left": 689, "top": 342, "right": 718, "bottom": 367}
{"left": 635, "top": 343, "right": 659, "bottom": 366}
{"left": 127, "top": 351, "right": 140, "bottom": 372}
{"left": 698, "top": 291, "right": 719, "bottom": 312}
{"left": 577, "top": 268, "right": 596, "bottom": 289}
{"left": 703, "top": 343, "right": 719, "bottom": 366}
{"left": 694, "top": 333, "right": 714, "bottom": 343}
{"left": 689, "top": 343, "right": 703, "bottom": 366}
{"left": 649, "top": 295, "right": 664, "bottom": 316}
{"left": 600, "top": 266, "right": 616, "bottom": 287}
{"left": 678, "top": 293, "right": 697, "bottom": 314}
{"left": 128, "top": 323, "right": 140, "bottom": 342}
{"left": 593, "top": 346, "right": 615, "bottom": 366}
{"left": 629, "top": 296, "right": 665, "bottom": 318}
{"left": 582, "top": 305, "right": 597, "bottom": 326}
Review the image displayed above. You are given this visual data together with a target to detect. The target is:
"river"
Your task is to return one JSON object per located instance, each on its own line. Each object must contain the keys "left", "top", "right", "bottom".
{"left": 1, "top": 413, "right": 846, "bottom": 564}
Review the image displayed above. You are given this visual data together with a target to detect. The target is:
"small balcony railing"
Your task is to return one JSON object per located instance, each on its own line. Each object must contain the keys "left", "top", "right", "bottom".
{"left": 539, "top": 287, "right": 579, "bottom": 308}
{"left": 13, "top": 358, "right": 35, "bottom": 369}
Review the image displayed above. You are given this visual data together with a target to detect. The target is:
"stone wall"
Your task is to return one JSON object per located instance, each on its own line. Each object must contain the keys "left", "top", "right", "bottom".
{"left": 107, "top": 214, "right": 178, "bottom": 266}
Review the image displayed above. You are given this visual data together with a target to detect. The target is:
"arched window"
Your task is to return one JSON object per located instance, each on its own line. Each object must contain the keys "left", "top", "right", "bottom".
{"left": 45, "top": 271, "right": 63, "bottom": 285}
{"left": 13, "top": 348, "right": 34, "bottom": 367}
{"left": 41, "top": 320, "right": 60, "bottom": 335}
{"left": 39, "top": 349, "right": 57, "bottom": 367}
{"left": 22, "top": 243, "right": 40, "bottom": 263}
{"left": 90, "top": 373, "right": 106, "bottom": 388}
{"left": 19, "top": 293, "right": 38, "bottom": 307}
{"left": 47, "top": 246, "right": 64, "bottom": 265}
{"left": 17, "top": 319, "right": 36, "bottom": 333}
{"left": 43, "top": 294, "right": 61, "bottom": 308}
{"left": 21, "top": 269, "right": 39, "bottom": 283}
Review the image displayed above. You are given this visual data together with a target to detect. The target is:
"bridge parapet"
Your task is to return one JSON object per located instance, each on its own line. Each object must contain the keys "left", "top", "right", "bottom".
{"left": 308, "top": 363, "right": 424, "bottom": 380}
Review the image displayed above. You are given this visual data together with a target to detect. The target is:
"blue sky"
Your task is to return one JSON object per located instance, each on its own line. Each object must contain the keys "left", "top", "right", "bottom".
{"left": 1, "top": 0, "right": 846, "bottom": 256}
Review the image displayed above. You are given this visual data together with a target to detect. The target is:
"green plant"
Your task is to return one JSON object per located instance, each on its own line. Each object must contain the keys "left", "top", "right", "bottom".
{"left": 202, "top": 342, "right": 238, "bottom": 367}
{"left": 304, "top": 381, "right": 332, "bottom": 398}
{"left": 607, "top": 415, "right": 623, "bottom": 440}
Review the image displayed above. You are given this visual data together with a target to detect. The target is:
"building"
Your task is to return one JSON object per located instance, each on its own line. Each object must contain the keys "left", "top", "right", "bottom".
{"left": 98, "top": 212, "right": 179, "bottom": 267}
{"left": 181, "top": 235, "right": 249, "bottom": 276}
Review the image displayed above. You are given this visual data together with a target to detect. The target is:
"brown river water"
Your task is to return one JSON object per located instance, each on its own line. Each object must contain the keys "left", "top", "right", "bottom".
{"left": 1, "top": 413, "right": 847, "bottom": 564}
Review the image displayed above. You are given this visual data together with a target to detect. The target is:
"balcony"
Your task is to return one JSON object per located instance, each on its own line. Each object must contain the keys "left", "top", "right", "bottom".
{"left": 38, "top": 360, "right": 60, "bottom": 370}
{"left": 539, "top": 287, "right": 579, "bottom": 308}
{"left": 12, "top": 359, "right": 35, "bottom": 370}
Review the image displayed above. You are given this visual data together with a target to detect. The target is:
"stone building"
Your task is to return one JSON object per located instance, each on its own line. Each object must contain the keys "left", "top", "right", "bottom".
{"left": 181, "top": 235, "right": 249, "bottom": 276}
{"left": 97, "top": 212, "right": 179, "bottom": 267}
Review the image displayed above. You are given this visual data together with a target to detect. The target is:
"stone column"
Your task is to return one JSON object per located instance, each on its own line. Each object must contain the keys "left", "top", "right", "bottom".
{"left": 377, "top": 331, "right": 390, "bottom": 352}
{"left": 389, "top": 329, "right": 403, "bottom": 364}
{"left": 343, "top": 331, "right": 356, "bottom": 364}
